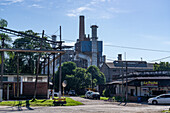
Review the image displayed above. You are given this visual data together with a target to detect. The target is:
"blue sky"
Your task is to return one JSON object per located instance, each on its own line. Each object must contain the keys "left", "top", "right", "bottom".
{"left": 0, "top": 0, "right": 170, "bottom": 63}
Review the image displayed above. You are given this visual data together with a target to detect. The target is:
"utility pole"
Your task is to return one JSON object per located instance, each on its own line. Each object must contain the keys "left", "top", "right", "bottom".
{"left": 43, "top": 57, "right": 46, "bottom": 75}
{"left": 125, "top": 52, "right": 128, "bottom": 102}
{"left": 0, "top": 37, "right": 4, "bottom": 102}
{"left": 121, "top": 55, "right": 124, "bottom": 102}
{"left": 52, "top": 35, "right": 57, "bottom": 99}
{"left": 17, "top": 52, "right": 19, "bottom": 98}
{"left": 33, "top": 30, "right": 44, "bottom": 99}
{"left": 52, "top": 51, "right": 55, "bottom": 99}
{"left": 47, "top": 54, "right": 50, "bottom": 99}
{"left": 91, "top": 69, "right": 93, "bottom": 90}
{"left": 59, "top": 26, "right": 62, "bottom": 99}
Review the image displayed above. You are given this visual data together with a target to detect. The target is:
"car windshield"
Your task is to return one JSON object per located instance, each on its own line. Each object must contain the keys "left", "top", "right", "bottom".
{"left": 92, "top": 92, "right": 99, "bottom": 94}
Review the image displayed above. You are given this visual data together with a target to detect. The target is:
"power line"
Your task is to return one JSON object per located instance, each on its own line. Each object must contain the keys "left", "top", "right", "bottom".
{"left": 51, "top": 39, "right": 170, "bottom": 53}
{"left": 104, "top": 44, "right": 170, "bottom": 53}
{"left": 52, "top": 28, "right": 60, "bottom": 35}
{"left": 149, "top": 56, "right": 170, "bottom": 62}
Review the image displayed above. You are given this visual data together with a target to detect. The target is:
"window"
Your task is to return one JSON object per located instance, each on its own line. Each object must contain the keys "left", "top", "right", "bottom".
{"left": 14, "top": 77, "right": 21, "bottom": 82}
{"left": 38, "top": 77, "right": 42, "bottom": 82}
{"left": 27, "top": 77, "right": 33, "bottom": 82}
{"left": 165, "top": 95, "right": 170, "bottom": 98}
{"left": 159, "top": 95, "right": 166, "bottom": 98}
{"left": 113, "top": 70, "right": 116, "bottom": 72}
{"left": 3, "top": 77, "right": 8, "bottom": 81}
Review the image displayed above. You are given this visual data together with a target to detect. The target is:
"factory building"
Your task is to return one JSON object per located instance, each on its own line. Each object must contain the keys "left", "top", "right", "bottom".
{"left": 42, "top": 15, "right": 104, "bottom": 75}
{"left": 100, "top": 54, "right": 154, "bottom": 82}
{"left": 74, "top": 16, "right": 103, "bottom": 68}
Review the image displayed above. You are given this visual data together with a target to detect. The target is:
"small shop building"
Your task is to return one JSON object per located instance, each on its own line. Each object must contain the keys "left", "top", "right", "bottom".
{"left": 2, "top": 74, "right": 48, "bottom": 100}
{"left": 102, "top": 71, "right": 170, "bottom": 102}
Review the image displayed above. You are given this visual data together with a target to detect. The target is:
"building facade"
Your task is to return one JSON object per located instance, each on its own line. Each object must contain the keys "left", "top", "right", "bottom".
{"left": 2, "top": 75, "right": 48, "bottom": 100}
{"left": 100, "top": 71, "right": 170, "bottom": 102}
{"left": 100, "top": 55, "right": 154, "bottom": 82}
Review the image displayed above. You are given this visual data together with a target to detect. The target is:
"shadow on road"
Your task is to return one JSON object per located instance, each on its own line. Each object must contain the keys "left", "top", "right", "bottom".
{"left": 26, "top": 100, "right": 34, "bottom": 110}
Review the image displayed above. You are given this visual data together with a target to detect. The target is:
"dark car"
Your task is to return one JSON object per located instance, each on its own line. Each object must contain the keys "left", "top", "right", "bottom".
{"left": 68, "top": 90, "right": 76, "bottom": 96}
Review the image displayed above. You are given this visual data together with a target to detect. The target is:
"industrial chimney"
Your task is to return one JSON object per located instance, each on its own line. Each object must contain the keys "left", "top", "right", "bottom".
{"left": 118, "top": 54, "right": 122, "bottom": 61}
{"left": 52, "top": 35, "right": 57, "bottom": 48}
{"left": 91, "top": 25, "right": 98, "bottom": 66}
{"left": 79, "top": 16, "right": 85, "bottom": 41}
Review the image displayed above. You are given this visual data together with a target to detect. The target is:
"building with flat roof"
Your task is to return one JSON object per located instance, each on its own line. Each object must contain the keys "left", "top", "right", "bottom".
{"left": 2, "top": 74, "right": 48, "bottom": 100}
{"left": 100, "top": 55, "right": 154, "bottom": 82}
{"left": 100, "top": 71, "right": 170, "bottom": 102}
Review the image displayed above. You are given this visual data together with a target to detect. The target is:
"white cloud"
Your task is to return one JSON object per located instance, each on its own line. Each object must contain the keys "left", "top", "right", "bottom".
{"left": 66, "top": 0, "right": 128, "bottom": 19}
{"left": 66, "top": 13, "right": 76, "bottom": 17}
{"left": 28, "top": 4, "right": 43, "bottom": 8}
{"left": 66, "top": 0, "right": 103, "bottom": 17}
{"left": 0, "top": 0, "right": 24, "bottom": 5}
{"left": 63, "top": 42, "right": 75, "bottom": 46}
{"left": 67, "top": 6, "right": 92, "bottom": 17}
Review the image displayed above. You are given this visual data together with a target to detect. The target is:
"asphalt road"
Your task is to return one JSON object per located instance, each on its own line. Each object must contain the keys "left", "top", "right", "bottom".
{"left": 0, "top": 97, "right": 169, "bottom": 113}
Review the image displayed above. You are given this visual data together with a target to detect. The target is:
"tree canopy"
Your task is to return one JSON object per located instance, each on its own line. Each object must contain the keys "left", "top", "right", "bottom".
{"left": 0, "top": 19, "right": 8, "bottom": 27}
{"left": 55, "top": 62, "right": 106, "bottom": 94}
{"left": 0, "top": 19, "right": 14, "bottom": 64}
{"left": 154, "top": 62, "right": 170, "bottom": 71}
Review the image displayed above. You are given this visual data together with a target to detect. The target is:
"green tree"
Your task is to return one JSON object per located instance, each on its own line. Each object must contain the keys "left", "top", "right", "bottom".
{"left": 55, "top": 62, "right": 76, "bottom": 90}
{"left": 154, "top": 62, "right": 170, "bottom": 71}
{"left": 65, "top": 67, "right": 91, "bottom": 94}
{"left": 0, "top": 19, "right": 8, "bottom": 27}
{"left": 0, "top": 19, "right": 14, "bottom": 64}
{"left": 87, "top": 66, "right": 106, "bottom": 88}
{"left": 10, "top": 30, "right": 50, "bottom": 74}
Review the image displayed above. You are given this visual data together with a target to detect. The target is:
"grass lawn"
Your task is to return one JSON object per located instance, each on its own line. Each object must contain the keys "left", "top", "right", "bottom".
{"left": 100, "top": 97, "right": 109, "bottom": 100}
{"left": 80, "top": 95, "right": 109, "bottom": 101}
{"left": 162, "top": 110, "right": 170, "bottom": 113}
{"left": 0, "top": 97, "right": 83, "bottom": 106}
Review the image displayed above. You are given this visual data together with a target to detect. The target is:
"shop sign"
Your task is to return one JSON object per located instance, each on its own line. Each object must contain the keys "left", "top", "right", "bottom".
{"left": 141, "top": 81, "right": 158, "bottom": 87}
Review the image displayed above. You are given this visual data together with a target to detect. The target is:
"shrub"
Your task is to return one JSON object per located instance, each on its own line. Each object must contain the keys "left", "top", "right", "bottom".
{"left": 102, "top": 88, "right": 110, "bottom": 97}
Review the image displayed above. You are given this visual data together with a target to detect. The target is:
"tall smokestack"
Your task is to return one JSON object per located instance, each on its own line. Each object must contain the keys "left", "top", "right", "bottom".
{"left": 91, "top": 25, "right": 98, "bottom": 66}
{"left": 118, "top": 54, "right": 122, "bottom": 61}
{"left": 79, "top": 15, "right": 85, "bottom": 41}
{"left": 52, "top": 35, "right": 57, "bottom": 48}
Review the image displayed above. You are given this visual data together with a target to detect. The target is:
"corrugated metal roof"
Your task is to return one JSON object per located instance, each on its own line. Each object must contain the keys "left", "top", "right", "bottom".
{"left": 107, "top": 76, "right": 170, "bottom": 85}
{"left": 105, "top": 62, "right": 153, "bottom": 69}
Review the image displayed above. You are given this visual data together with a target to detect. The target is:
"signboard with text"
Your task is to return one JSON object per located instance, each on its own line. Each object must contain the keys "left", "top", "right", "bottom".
{"left": 141, "top": 81, "right": 158, "bottom": 87}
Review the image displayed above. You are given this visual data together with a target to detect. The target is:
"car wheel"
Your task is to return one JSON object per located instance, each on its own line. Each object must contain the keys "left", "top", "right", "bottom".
{"left": 152, "top": 100, "right": 158, "bottom": 105}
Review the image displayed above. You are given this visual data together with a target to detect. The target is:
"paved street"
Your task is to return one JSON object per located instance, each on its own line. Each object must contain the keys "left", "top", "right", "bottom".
{"left": 0, "top": 97, "right": 169, "bottom": 113}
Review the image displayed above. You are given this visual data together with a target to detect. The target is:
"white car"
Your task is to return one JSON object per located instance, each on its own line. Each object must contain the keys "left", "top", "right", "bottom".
{"left": 85, "top": 91, "right": 100, "bottom": 99}
{"left": 85, "top": 91, "right": 93, "bottom": 98}
{"left": 148, "top": 94, "right": 170, "bottom": 105}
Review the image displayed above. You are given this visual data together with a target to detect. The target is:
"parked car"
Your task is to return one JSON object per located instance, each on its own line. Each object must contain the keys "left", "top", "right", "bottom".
{"left": 68, "top": 90, "right": 76, "bottom": 96}
{"left": 85, "top": 91, "right": 100, "bottom": 99}
{"left": 148, "top": 94, "right": 170, "bottom": 105}
{"left": 85, "top": 91, "right": 93, "bottom": 98}
{"left": 91, "top": 92, "right": 100, "bottom": 99}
